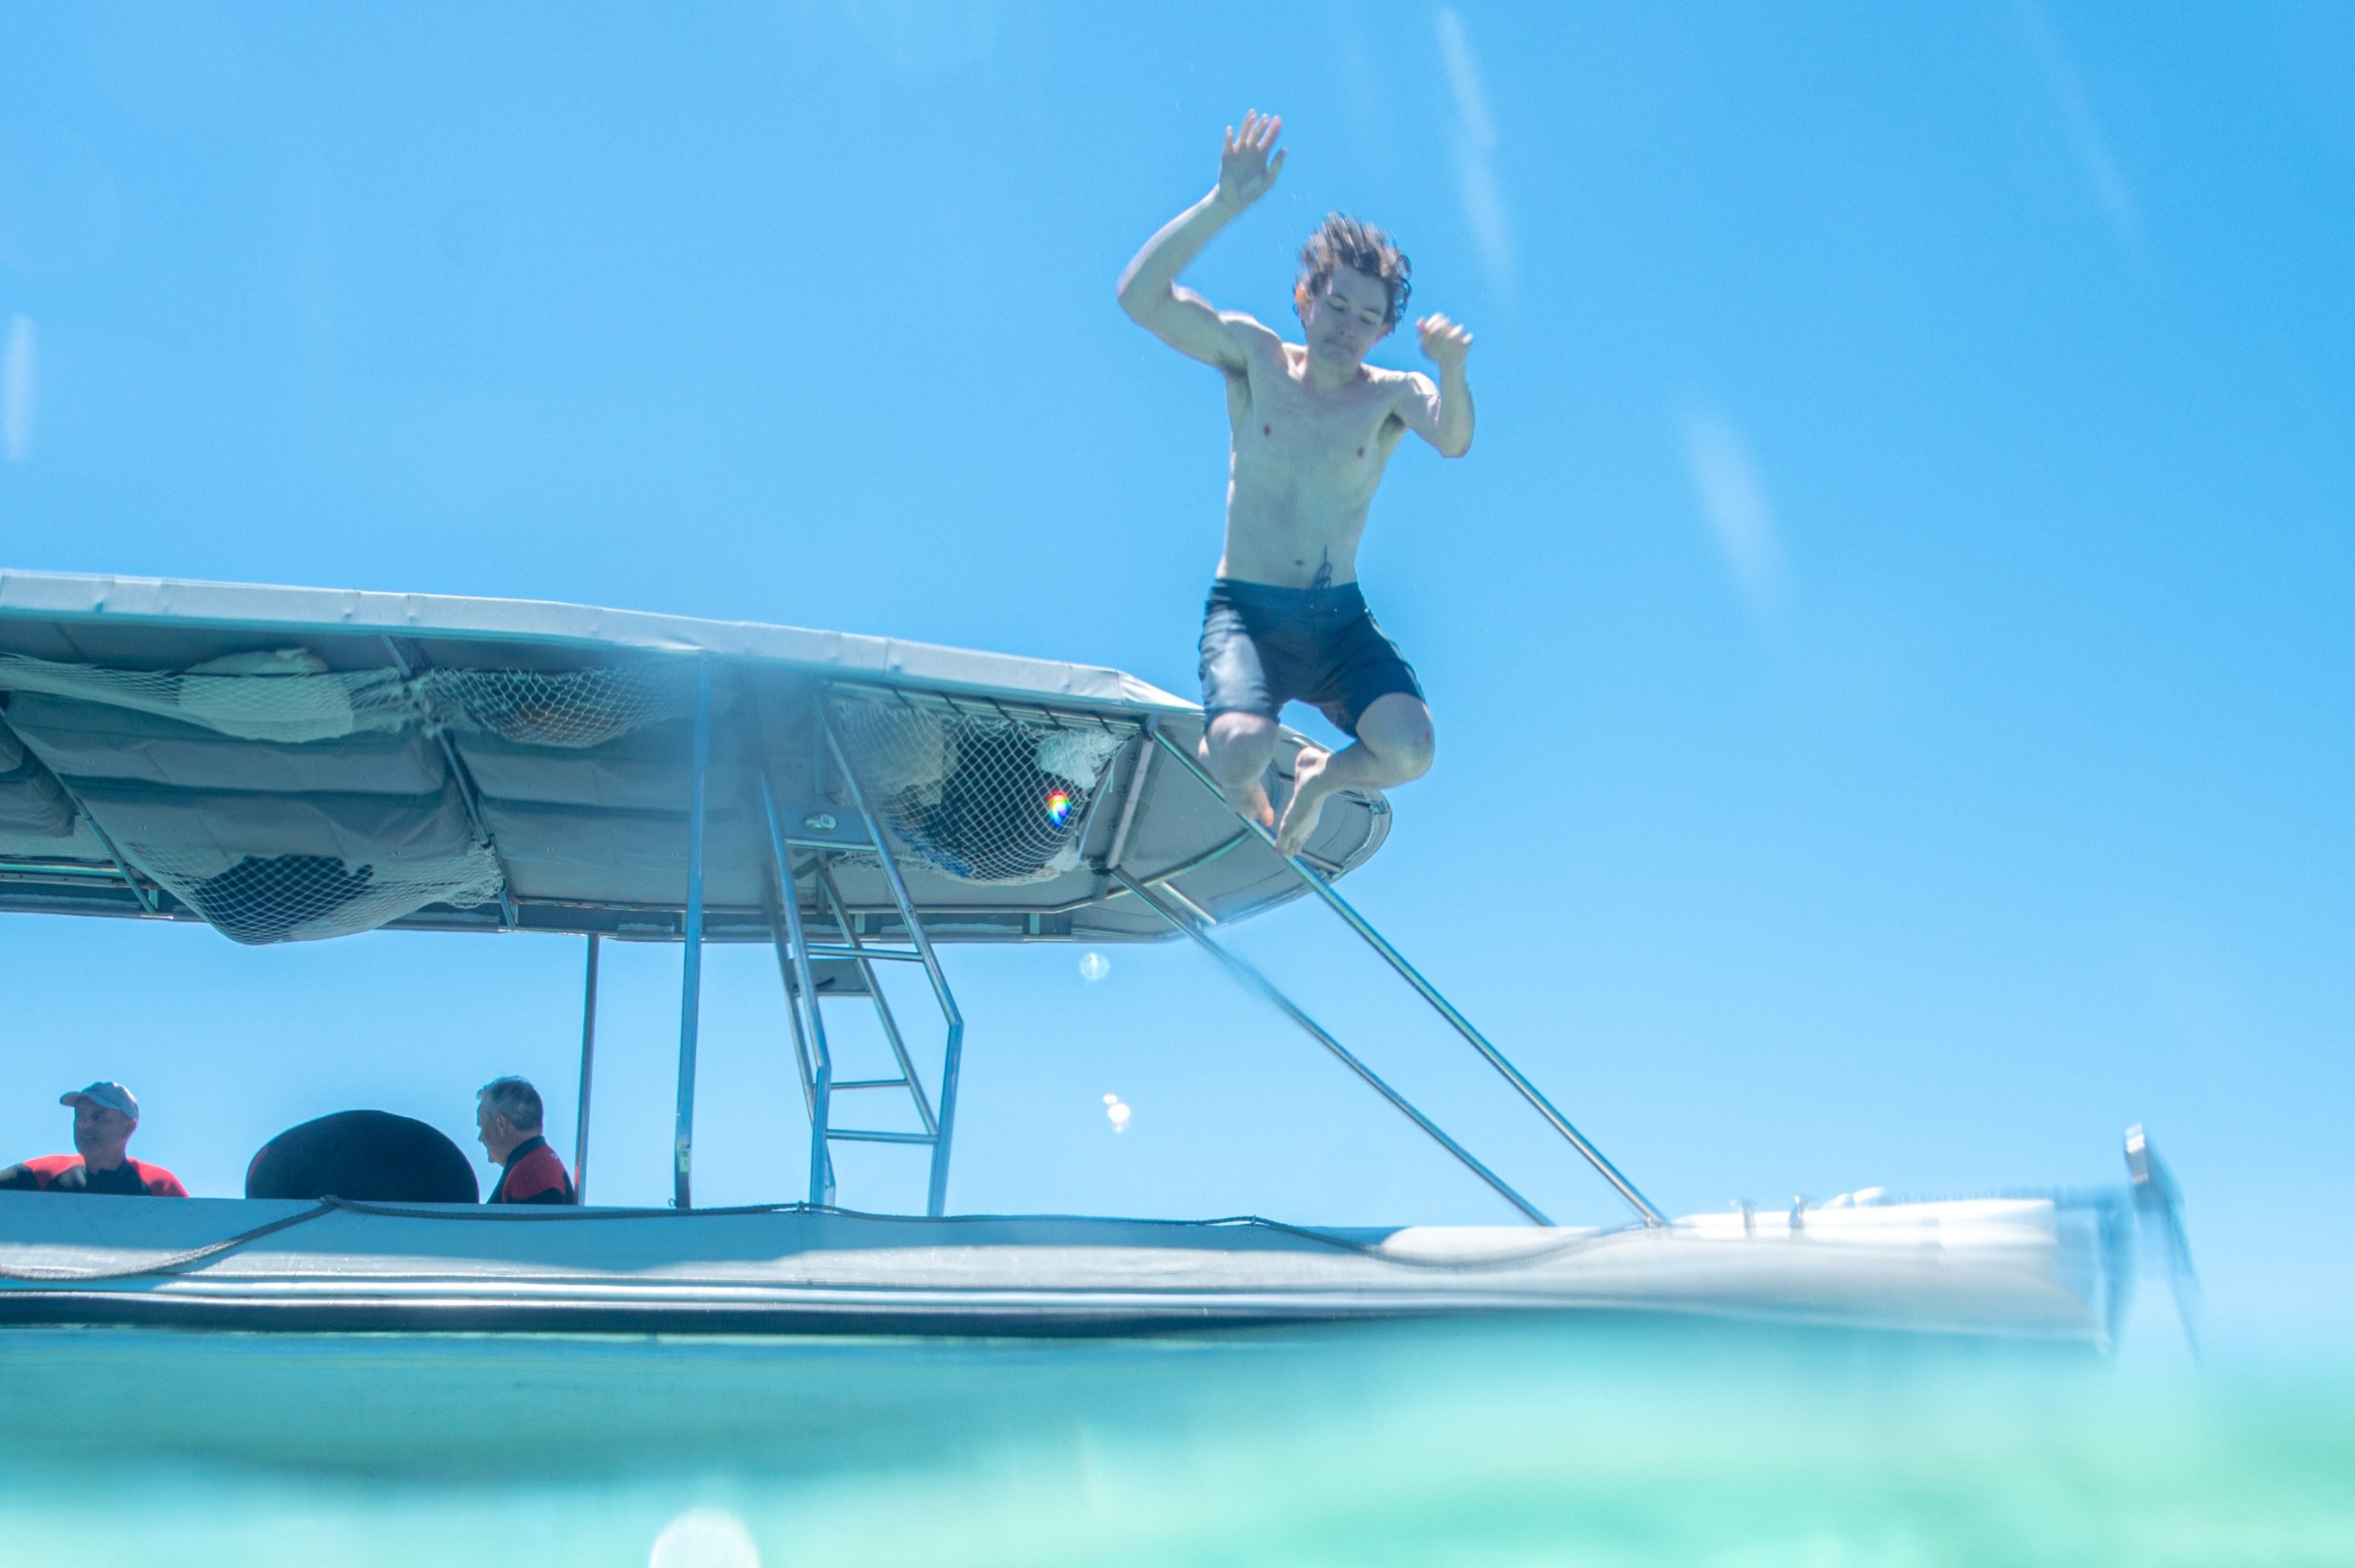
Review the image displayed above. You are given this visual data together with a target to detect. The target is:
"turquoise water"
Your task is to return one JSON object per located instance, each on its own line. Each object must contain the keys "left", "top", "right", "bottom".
{"left": 0, "top": 1320, "right": 2347, "bottom": 1565}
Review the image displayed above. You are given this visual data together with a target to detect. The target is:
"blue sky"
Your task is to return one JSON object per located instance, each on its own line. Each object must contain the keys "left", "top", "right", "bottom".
{"left": 2, "top": 3, "right": 2349, "bottom": 1352}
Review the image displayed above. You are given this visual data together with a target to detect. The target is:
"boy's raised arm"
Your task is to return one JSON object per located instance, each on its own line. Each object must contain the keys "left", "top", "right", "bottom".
{"left": 1397, "top": 313, "right": 1476, "bottom": 458}
{"left": 1117, "top": 111, "right": 1286, "bottom": 369}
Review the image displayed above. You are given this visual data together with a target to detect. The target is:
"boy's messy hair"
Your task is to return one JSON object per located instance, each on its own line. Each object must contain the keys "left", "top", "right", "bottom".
{"left": 1295, "top": 213, "right": 1411, "bottom": 326}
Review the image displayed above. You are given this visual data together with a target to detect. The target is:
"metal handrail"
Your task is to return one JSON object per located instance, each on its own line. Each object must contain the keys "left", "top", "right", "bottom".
{"left": 1148, "top": 724, "right": 1667, "bottom": 1229}
{"left": 1110, "top": 868, "right": 1551, "bottom": 1226}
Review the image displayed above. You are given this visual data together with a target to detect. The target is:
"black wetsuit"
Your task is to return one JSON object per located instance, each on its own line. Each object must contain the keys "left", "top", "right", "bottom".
{"left": 487, "top": 1135, "right": 575, "bottom": 1206}
{"left": 0, "top": 1155, "right": 187, "bottom": 1195}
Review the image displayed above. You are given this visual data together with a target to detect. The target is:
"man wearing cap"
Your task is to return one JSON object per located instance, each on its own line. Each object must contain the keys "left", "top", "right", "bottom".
{"left": 476, "top": 1076, "right": 575, "bottom": 1206}
{"left": 0, "top": 1082, "right": 189, "bottom": 1196}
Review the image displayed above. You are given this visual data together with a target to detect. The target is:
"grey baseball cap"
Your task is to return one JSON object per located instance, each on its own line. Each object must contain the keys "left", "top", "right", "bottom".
{"left": 60, "top": 1082, "right": 139, "bottom": 1120}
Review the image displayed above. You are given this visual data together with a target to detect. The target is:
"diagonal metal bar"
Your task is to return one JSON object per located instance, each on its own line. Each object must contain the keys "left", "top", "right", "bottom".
{"left": 820, "top": 707, "right": 965, "bottom": 1218}
{"left": 1150, "top": 724, "right": 1666, "bottom": 1229}
{"left": 1109, "top": 867, "right": 1551, "bottom": 1226}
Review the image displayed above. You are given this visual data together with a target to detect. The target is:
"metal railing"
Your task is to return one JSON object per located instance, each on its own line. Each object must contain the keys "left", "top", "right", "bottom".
{"left": 1140, "top": 721, "right": 1666, "bottom": 1230}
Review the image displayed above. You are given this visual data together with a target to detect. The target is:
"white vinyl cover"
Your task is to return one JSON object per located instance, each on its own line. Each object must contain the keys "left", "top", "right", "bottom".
{"left": 0, "top": 571, "right": 1391, "bottom": 944}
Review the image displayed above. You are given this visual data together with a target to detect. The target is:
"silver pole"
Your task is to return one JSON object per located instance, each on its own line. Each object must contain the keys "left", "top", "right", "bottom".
{"left": 673, "top": 653, "right": 713, "bottom": 1210}
{"left": 1110, "top": 868, "right": 1551, "bottom": 1226}
{"left": 574, "top": 932, "right": 600, "bottom": 1204}
{"left": 1150, "top": 725, "right": 1667, "bottom": 1229}
{"left": 760, "top": 775, "right": 836, "bottom": 1207}
{"left": 820, "top": 712, "right": 965, "bottom": 1218}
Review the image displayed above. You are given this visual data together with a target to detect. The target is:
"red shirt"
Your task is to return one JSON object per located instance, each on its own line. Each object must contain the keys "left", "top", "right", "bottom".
{"left": 0, "top": 1154, "right": 189, "bottom": 1196}
{"left": 487, "top": 1136, "right": 575, "bottom": 1206}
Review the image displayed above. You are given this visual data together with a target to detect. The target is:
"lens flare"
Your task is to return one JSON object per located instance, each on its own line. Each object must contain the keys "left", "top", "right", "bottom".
{"left": 1046, "top": 787, "right": 1075, "bottom": 828}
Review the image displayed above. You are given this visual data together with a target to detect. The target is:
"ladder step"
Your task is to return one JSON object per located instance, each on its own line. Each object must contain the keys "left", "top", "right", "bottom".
{"left": 833, "top": 1078, "right": 910, "bottom": 1090}
{"left": 806, "top": 944, "right": 926, "bottom": 963}
{"left": 825, "top": 1128, "right": 936, "bottom": 1145}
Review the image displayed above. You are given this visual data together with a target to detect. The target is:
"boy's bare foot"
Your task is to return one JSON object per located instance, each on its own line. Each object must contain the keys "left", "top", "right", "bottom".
{"left": 1224, "top": 777, "right": 1275, "bottom": 830}
{"left": 1273, "top": 746, "right": 1338, "bottom": 856}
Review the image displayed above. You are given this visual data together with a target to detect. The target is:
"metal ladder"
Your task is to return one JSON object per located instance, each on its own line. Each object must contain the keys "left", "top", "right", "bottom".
{"left": 757, "top": 721, "right": 965, "bottom": 1217}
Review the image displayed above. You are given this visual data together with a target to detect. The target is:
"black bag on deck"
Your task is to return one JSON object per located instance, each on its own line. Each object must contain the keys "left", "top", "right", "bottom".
{"left": 244, "top": 1110, "right": 481, "bottom": 1203}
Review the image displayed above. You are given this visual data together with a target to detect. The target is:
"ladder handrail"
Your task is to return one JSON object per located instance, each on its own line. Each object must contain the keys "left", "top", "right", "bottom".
{"left": 820, "top": 708, "right": 968, "bottom": 1219}
{"left": 814, "top": 860, "right": 939, "bottom": 1138}
{"left": 761, "top": 775, "right": 837, "bottom": 1207}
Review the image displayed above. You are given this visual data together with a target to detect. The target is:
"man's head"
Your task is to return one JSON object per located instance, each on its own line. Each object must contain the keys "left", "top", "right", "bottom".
{"left": 1294, "top": 213, "right": 1411, "bottom": 368}
{"left": 475, "top": 1076, "right": 544, "bottom": 1164}
{"left": 60, "top": 1082, "right": 138, "bottom": 1171}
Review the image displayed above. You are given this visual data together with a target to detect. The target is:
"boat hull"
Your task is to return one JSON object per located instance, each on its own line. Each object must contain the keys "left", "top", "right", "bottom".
{"left": 0, "top": 1192, "right": 2125, "bottom": 1344}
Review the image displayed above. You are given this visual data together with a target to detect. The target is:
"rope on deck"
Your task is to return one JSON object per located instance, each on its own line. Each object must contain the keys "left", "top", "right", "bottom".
{"left": 0, "top": 1196, "right": 1637, "bottom": 1287}
{"left": 0, "top": 1198, "right": 342, "bottom": 1283}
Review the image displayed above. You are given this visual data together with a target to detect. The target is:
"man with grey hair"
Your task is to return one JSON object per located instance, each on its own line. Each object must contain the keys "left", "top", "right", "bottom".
{"left": 475, "top": 1076, "right": 575, "bottom": 1205}
{"left": 0, "top": 1082, "right": 188, "bottom": 1195}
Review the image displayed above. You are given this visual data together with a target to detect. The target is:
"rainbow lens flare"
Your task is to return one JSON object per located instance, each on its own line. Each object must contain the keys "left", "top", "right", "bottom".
{"left": 1046, "top": 787, "right": 1076, "bottom": 829}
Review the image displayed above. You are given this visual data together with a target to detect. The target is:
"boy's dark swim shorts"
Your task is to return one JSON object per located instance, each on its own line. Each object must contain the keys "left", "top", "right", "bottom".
{"left": 1197, "top": 578, "right": 1423, "bottom": 739}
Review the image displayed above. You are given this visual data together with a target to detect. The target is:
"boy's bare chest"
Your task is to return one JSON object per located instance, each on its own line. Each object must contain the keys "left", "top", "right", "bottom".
{"left": 1232, "top": 365, "right": 1399, "bottom": 462}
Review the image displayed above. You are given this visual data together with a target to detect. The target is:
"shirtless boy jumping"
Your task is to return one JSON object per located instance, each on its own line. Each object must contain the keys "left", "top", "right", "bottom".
{"left": 1118, "top": 111, "right": 1473, "bottom": 856}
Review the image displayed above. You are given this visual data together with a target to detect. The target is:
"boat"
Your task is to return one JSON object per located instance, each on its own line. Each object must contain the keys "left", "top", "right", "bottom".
{"left": 0, "top": 570, "right": 2186, "bottom": 1345}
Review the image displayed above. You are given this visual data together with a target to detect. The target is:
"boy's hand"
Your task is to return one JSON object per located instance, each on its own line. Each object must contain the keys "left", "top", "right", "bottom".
{"left": 1217, "top": 111, "right": 1285, "bottom": 208}
{"left": 1417, "top": 313, "right": 1474, "bottom": 371}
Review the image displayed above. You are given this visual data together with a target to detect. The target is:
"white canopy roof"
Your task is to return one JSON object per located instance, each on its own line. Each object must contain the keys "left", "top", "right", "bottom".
{"left": 0, "top": 571, "right": 1390, "bottom": 944}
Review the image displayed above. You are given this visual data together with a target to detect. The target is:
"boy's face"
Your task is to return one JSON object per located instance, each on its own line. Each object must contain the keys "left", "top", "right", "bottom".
{"left": 1298, "top": 266, "right": 1394, "bottom": 367}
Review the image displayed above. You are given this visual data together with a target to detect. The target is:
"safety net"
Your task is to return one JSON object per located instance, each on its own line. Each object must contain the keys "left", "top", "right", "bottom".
{"left": 0, "top": 649, "right": 415, "bottom": 743}
{"left": 0, "top": 649, "right": 694, "bottom": 944}
{"left": 828, "top": 687, "right": 1133, "bottom": 884}
{"left": 414, "top": 665, "right": 694, "bottom": 749}
{"left": 128, "top": 843, "right": 506, "bottom": 946}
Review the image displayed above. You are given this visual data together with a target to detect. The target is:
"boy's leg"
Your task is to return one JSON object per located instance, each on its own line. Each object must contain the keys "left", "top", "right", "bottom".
{"left": 1198, "top": 586, "right": 1286, "bottom": 825}
{"left": 1202, "top": 711, "right": 1282, "bottom": 826}
{"left": 1274, "top": 693, "right": 1434, "bottom": 856}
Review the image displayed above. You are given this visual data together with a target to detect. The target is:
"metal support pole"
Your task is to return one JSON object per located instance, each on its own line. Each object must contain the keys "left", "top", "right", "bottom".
{"left": 760, "top": 775, "right": 836, "bottom": 1207}
{"left": 574, "top": 933, "right": 600, "bottom": 1204}
{"left": 821, "top": 712, "right": 965, "bottom": 1218}
{"left": 1151, "top": 726, "right": 1667, "bottom": 1229}
{"left": 673, "top": 653, "right": 713, "bottom": 1210}
{"left": 1112, "top": 868, "right": 1549, "bottom": 1225}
